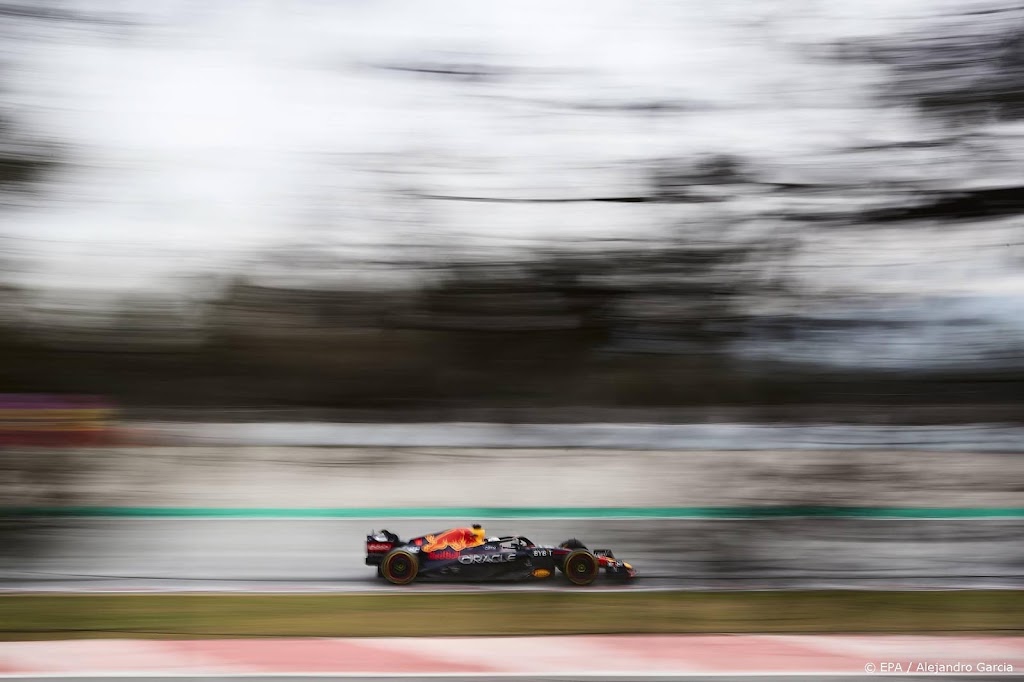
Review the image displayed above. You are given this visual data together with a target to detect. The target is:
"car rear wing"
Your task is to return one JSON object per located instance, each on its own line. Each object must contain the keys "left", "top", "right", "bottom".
{"left": 366, "top": 529, "right": 401, "bottom": 562}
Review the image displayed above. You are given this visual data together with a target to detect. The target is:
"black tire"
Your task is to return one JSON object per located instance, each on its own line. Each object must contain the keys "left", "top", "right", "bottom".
{"left": 555, "top": 539, "right": 588, "bottom": 574}
{"left": 563, "top": 549, "right": 600, "bottom": 586}
{"left": 381, "top": 548, "right": 419, "bottom": 585}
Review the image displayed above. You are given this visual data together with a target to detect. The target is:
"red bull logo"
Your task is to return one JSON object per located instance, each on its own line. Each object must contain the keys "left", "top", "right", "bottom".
{"left": 427, "top": 550, "right": 459, "bottom": 560}
{"left": 420, "top": 527, "right": 483, "bottom": 553}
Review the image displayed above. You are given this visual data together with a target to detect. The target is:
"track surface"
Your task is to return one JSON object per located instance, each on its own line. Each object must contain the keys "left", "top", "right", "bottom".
{"left": 0, "top": 671, "right": 999, "bottom": 675}
{"left": 2, "top": 518, "right": 1022, "bottom": 591}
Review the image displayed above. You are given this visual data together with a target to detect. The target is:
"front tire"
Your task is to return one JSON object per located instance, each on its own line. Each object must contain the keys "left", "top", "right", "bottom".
{"left": 381, "top": 549, "right": 419, "bottom": 585}
{"left": 563, "top": 549, "right": 599, "bottom": 586}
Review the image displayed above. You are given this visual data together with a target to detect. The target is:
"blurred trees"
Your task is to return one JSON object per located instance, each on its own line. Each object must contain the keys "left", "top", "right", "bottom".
{"left": 828, "top": 4, "right": 1024, "bottom": 223}
{"left": 844, "top": 6, "right": 1024, "bottom": 123}
{"left": 0, "top": 232, "right": 1016, "bottom": 416}
{"left": 0, "top": 2, "right": 1022, "bottom": 417}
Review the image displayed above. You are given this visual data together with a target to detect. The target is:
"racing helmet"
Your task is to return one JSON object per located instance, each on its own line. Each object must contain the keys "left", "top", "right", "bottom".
{"left": 471, "top": 524, "right": 486, "bottom": 543}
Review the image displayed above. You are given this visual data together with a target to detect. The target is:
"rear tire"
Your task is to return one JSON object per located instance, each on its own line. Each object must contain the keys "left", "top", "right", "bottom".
{"left": 563, "top": 549, "right": 599, "bottom": 586}
{"left": 381, "top": 549, "right": 419, "bottom": 585}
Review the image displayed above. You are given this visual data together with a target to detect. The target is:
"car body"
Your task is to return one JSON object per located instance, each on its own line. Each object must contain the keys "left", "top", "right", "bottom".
{"left": 365, "top": 525, "right": 636, "bottom": 585}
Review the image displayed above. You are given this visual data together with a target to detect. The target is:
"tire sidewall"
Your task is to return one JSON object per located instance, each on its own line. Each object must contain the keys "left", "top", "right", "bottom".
{"left": 563, "top": 549, "right": 599, "bottom": 586}
{"left": 381, "top": 548, "right": 419, "bottom": 585}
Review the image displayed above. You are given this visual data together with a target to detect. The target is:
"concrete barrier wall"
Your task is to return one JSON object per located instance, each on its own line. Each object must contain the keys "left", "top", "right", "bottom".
{"left": 2, "top": 447, "right": 1021, "bottom": 509}
{"left": 132, "top": 422, "right": 1024, "bottom": 451}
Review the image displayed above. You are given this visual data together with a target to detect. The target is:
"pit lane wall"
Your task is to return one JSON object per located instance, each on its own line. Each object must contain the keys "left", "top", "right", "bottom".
{"left": 3, "top": 446, "right": 1021, "bottom": 511}
{"left": 132, "top": 421, "right": 1024, "bottom": 452}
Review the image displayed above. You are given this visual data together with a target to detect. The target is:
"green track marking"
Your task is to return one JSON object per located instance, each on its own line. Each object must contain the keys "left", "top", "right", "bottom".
{"left": 3, "top": 506, "right": 1024, "bottom": 519}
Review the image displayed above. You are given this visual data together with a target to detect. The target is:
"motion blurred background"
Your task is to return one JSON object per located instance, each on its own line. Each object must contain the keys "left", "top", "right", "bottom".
{"left": 1, "top": 0, "right": 1022, "bottom": 419}
{"left": 1, "top": 3, "right": 1023, "bottom": 658}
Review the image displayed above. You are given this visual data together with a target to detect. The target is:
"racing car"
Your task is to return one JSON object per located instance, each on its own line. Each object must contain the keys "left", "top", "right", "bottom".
{"left": 365, "top": 524, "right": 636, "bottom": 585}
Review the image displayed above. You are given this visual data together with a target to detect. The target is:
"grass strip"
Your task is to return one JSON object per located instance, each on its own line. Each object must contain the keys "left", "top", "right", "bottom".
{"left": 1, "top": 591, "right": 1021, "bottom": 640}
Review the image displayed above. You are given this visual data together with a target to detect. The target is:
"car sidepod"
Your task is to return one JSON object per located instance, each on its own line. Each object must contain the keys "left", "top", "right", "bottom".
{"left": 406, "top": 542, "right": 557, "bottom": 582}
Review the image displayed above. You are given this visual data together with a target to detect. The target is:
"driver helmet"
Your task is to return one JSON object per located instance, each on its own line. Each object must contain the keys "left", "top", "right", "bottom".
{"left": 471, "top": 524, "right": 486, "bottom": 544}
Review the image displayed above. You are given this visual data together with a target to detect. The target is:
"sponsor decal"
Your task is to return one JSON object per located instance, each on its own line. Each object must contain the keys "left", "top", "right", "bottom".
{"left": 427, "top": 550, "right": 459, "bottom": 560}
{"left": 458, "top": 553, "right": 517, "bottom": 565}
{"left": 531, "top": 568, "right": 552, "bottom": 578}
{"left": 421, "top": 528, "right": 483, "bottom": 553}
{"left": 532, "top": 549, "right": 550, "bottom": 557}
{"left": 366, "top": 542, "right": 393, "bottom": 553}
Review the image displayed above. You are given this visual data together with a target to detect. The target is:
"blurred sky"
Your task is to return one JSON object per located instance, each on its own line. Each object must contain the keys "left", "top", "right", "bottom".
{"left": 1, "top": 0, "right": 1023, "bottom": 370}
{"left": 1, "top": 0, "right": 996, "bottom": 288}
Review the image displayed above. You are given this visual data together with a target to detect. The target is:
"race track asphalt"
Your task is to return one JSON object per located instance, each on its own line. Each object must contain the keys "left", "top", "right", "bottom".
{"left": 0, "top": 671, "right": 999, "bottom": 675}
{"left": 2, "top": 518, "right": 1022, "bottom": 591}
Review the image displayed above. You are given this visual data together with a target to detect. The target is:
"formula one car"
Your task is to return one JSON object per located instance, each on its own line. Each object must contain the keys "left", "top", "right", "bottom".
{"left": 365, "top": 525, "right": 636, "bottom": 585}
